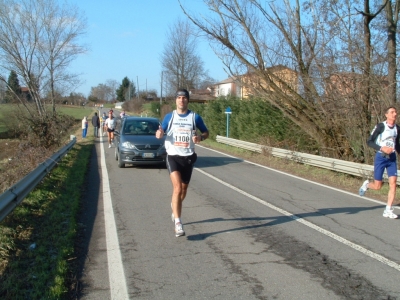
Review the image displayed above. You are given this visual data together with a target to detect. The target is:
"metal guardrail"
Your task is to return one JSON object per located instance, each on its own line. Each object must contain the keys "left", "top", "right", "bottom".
{"left": 0, "top": 136, "right": 76, "bottom": 222}
{"left": 216, "top": 135, "right": 399, "bottom": 184}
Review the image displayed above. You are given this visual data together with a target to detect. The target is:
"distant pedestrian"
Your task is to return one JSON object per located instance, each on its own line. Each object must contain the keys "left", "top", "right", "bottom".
{"left": 359, "top": 106, "right": 400, "bottom": 219}
{"left": 82, "top": 116, "right": 88, "bottom": 138}
{"left": 101, "top": 112, "right": 108, "bottom": 136}
{"left": 92, "top": 112, "right": 100, "bottom": 137}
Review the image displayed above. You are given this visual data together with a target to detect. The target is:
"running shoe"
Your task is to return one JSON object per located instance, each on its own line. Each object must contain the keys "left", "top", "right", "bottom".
{"left": 359, "top": 180, "right": 369, "bottom": 196}
{"left": 175, "top": 222, "right": 185, "bottom": 237}
{"left": 108, "top": 144, "right": 111, "bottom": 148}
{"left": 383, "top": 209, "right": 398, "bottom": 219}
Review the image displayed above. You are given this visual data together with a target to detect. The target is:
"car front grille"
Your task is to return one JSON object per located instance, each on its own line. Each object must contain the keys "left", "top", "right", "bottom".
{"left": 135, "top": 144, "right": 162, "bottom": 150}
{"left": 132, "top": 158, "right": 164, "bottom": 162}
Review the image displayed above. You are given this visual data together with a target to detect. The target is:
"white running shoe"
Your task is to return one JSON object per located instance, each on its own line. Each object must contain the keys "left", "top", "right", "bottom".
{"left": 359, "top": 180, "right": 369, "bottom": 196}
{"left": 383, "top": 209, "right": 398, "bottom": 219}
{"left": 108, "top": 144, "right": 111, "bottom": 148}
{"left": 175, "top": 222, "right": 185, "bottom": 237}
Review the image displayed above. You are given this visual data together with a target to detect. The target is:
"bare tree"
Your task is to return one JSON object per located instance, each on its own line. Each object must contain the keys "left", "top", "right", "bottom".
{"left": 106, "top": 79, "right": 119, "bottom": 102}
{"left": 180, "top": 0, "right": 348, "bottom": 157}
{"left": 180, "top": 0, "right": 393, "bottom": 160}
{"left": 40, "top": 1, "right": 87, "bottom": 114}
{"left": 160, "top": 19, "right": 206, "bottom": 93}
{"left": 0, "top": 0, "right": 87, "bottom": 117}
{"left": 89, "top": 80, "right": 119, "bottom": 103}
{"left": 383, "top": 0, "right": 399, "bottom": 104}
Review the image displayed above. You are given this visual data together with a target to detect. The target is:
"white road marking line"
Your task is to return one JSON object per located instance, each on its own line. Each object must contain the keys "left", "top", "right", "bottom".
{"left": 100, "top": 134, "right": 129, "bottom": 299}
{"left": 198, "top": 145, "right": 397, "bottom": 209}
{"left": 195, "top": 167, "right": 400, "bottom": 272}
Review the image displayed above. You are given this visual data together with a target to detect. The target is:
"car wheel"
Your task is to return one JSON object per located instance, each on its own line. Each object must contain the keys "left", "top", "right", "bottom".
{"left": 117, "top": 152, "right": 125, "bottom": 168}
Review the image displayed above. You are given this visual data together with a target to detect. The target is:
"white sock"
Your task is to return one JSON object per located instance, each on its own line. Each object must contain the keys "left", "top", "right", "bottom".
{"left": 386, "top": 205, "right": 392, "bottom": 211}
{"left": 175, "top": 218, "right": 181, "bottom": 225}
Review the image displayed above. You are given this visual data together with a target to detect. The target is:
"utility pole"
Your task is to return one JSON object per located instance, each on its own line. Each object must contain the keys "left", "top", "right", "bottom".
{"left": 160, "top": 71, "right": 163, "bottom": 106}
{"left": 137, "top": 76, "right": 139, "bottom": 100}
{"left": 128, "top": 81, "right": 131, "bottom": 101}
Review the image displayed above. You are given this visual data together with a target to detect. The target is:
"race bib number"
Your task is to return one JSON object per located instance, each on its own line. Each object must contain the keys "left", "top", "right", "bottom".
{"left": 384, "top": 139, "right": 395, "bottom": 148}
{"left": 173, "top": 128, "right": 191, "bottom": 148}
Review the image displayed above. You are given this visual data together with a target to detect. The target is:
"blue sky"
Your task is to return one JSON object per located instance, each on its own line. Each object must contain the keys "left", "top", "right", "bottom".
{"left": 67, "top": 0, "right": 229, "bottom": 97}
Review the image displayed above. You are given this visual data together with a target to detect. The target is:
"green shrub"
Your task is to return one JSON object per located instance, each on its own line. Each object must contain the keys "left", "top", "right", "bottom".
{"left": 189, "top": 97, "right": 317, "bottom": 153}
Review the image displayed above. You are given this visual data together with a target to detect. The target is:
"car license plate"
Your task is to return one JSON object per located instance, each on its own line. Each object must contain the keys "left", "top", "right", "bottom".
{"left": 142, "top": 153, "right": 155, "bottom": 158}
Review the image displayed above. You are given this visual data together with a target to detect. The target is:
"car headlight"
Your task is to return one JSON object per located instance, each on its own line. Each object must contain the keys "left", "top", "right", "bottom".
{"left": 121, "top": 141, "right": 138, "bottom": 150}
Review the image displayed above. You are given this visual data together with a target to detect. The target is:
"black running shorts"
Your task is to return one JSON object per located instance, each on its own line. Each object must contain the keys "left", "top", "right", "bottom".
{"left": 166, "top": 153, "right": 197, "bottom": 184}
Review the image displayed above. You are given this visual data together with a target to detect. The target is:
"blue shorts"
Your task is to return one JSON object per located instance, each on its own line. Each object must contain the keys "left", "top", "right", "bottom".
{"left": 374, "top": 152, "right": 397, "bottom": 181}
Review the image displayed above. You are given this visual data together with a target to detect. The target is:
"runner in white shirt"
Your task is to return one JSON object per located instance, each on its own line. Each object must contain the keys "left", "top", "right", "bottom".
{"left": 105, "top": 110, "right": 116, "bottom": 148}
{"left": 359, "top": 106, "right": 400, "bottom": 218}
{"left": 156, "top": 88, "right": 209, "bottom": 237}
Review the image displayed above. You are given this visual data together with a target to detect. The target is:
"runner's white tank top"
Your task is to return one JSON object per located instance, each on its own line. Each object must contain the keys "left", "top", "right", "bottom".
{"left": 376, "top": 121, "right": 397, "bottom": 149}
{"left": 165, "top": 110, "right": 196, "bottom": 156}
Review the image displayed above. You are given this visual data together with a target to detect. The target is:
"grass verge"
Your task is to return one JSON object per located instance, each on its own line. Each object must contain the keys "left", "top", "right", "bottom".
{"left": 0, "top": 135, "right": 94, "bottom": 299}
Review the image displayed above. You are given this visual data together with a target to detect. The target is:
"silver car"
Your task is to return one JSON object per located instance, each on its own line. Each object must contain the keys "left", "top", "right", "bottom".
{"left": 114, "top": 116, "right": 166, "bottom": 168}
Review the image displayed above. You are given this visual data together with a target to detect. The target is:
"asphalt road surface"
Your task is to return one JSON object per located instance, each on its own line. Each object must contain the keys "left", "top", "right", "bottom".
{"left": 76, "top": 126, "right": 400, "bottom": 300}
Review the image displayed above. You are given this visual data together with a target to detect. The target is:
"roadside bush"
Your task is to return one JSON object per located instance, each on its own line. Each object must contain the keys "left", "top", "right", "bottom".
{"left": 150, "top": 101, "right": 161, "bottom": 117}
{"left": 188, "top": 98, "right": 318, "bottom": 153}
{"left": 0, "top": 113, "right": 76, "bottom": 193}
{"left": 24, "top": 114, "right": 76, "bottom": 148}
{"left": 122, "top": 99, "right": 144, "bottom": 114}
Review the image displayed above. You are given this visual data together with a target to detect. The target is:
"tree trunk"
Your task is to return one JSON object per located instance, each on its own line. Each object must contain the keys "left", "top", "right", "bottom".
{"left": 384, "top": 0, "right": 398, "bottom": 104}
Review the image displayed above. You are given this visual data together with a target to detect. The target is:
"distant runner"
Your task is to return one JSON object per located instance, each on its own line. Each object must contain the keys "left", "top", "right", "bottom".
{"left": 105, "top": 110, "right": 116, "bottom": 148}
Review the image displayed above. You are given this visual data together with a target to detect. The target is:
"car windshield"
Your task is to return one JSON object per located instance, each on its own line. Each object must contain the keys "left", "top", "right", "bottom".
{"left": 123, "top": 120, "right": 159, "bottom": 135}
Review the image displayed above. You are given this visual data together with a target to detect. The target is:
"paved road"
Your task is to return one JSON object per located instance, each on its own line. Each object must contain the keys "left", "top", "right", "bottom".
{"left": 77, "top": 129, "right": 400, "bottom": 299}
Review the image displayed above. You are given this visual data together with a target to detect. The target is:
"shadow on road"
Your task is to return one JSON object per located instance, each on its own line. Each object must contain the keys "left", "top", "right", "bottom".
{"left": 73, "top": 144, "right": 101, "bottom": 296}
{"left": 185, "top": 205, "right": 383, "bottom": 241}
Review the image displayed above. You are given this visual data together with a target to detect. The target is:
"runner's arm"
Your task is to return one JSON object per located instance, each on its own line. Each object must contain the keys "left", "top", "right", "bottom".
{"left": 193, "top": 115, "right": 208, "bottom": 141}
{"left": 367, "top": 123, "right": 384, "bottom": 151}
{"left": 395, "top": 125, "right": 400, "bottom": 154}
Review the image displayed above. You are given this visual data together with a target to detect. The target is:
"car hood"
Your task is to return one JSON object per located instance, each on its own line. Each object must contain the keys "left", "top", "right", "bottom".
{"left": 119, "top": 134, "right": 165, "bottom": 145}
